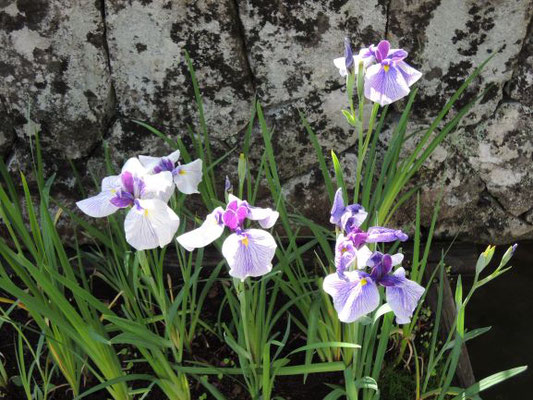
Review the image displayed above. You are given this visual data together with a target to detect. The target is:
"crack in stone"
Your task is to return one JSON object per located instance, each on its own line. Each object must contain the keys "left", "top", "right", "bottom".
{"left": 97, "top": 0, "right": 118, "bottom": 143}
{"left": 384, "top": 0, "right": 392, "bottom": 38}
{"left": 230, "top": 0, "right": 257, "bottom": 93}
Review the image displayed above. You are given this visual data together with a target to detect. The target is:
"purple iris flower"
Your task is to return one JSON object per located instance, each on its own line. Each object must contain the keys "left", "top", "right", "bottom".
{"left": 177, "top": 194, "right": 279, "bottom": 281}
{"left": 76, "top": 158, "right": 179, "bottom": 251}
{"left": 330, "top": 188, "right": 368, "bottom": 232}
{"left": 139, "top": 149, "right": 203, "bottom": 195}
{"left": 361, "top": 40, "right": 422, "bottom": 106}
{"left": 324, "top": 250, "right": 424, "bottom": 324}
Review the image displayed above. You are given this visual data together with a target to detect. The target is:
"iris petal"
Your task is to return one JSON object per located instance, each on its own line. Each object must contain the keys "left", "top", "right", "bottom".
{"left": 385, "top": 267, "right": 425, "bottom": 324}
{"left": 364, "top": 63, "right": 410, "bottom": 106}
{"left": 124, "top": 198, "right": 180, "bottom": 251}
{"left": 222, "top": 229, "right": 276, "bottom": 281}
{"left": 176, "top": 207, "right": 225, "bottom": 251}
{"left": 323, "top": 271, "right": 380, "bottom": 323}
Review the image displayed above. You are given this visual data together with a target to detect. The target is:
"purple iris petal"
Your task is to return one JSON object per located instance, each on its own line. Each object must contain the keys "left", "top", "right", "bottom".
{"left": 396, "top": 61, "right": 422, "bottom": 87}
{"left": 368, "top": 252, "right": 393, "bottom": 282}
{"left": 154, "top": 158, "right": 174, "bottom": 173}
{"left": 344, "top": 37, "right": 354, "bottom": 72}
{"left": 388, "top": 49, "right": 408, "bottom": 62}
{"left": 366, "top": 227, "right": 408, "bottom": 243}
{"left": 222, "top": 201, "right": 249, "bottom": 230}
{"left": 335, "top": 235, "right": 356, "bottom": 278}
{"left": 323, "top": 271, "right": 380, "bottom": 323}
{"left": 121, "top": 172, "right": 135, "bottom": 195}
{"left": 223, "top": 209, "right": 240, "bottom": 230}
{"left": 225, "top": 176, "right": 233, "bottom": 193}
{"left": 364, "top": 61, "right": 410, "bottom": 106}
{"left": 330, "top": 188, "right": 345, "bottom": 226}
{"left": 110, "top": 190, "right": 135, "bottom": 208}
{"left": 341, "top": 204, "right": 367, "bottom": 232}
{"left": 375, "top": 40, "right": 390, "bottom": 62}
{"left": 222, "top": 229, "right": 276, "bottom": 280}
{"left": 384, "top": 267, "right": 424, "bottom": 324}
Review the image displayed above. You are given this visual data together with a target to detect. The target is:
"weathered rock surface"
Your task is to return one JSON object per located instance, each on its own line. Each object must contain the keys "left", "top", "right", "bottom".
{"left": 0, "top": 0, "right": 114, "bottom": 160}
{"left": 1, "top": 0, "right": 532, "bottom": 243}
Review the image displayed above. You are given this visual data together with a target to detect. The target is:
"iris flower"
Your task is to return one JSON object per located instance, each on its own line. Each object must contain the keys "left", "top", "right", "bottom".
{"left": 363, "top": 40, "right": 422, "bottom": 106}
{"left": 177, "top": 195, "right": 279, "bottom": 280}
{"left": 330, "top": 189, "right": 408, "bottom": 247}
{"left": 76, "top": 158, "right": 179, "bottom": 251}
{"left": 139, "top": 149, "right": 203, "bottom": 194}
{"left": 324, "top": 251, "right": 424, "bottom": 324}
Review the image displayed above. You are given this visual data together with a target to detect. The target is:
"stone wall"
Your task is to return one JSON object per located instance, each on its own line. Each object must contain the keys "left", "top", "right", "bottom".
{"left": 1, "top": 0, "right": 532, "bottom": 243}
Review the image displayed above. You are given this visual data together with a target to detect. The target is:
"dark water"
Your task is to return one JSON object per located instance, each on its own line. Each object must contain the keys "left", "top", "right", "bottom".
{"left": 463, "top": 241, "right": 533, "bottom": 399}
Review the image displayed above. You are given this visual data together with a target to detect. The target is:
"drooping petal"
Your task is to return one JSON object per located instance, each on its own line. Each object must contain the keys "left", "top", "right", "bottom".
{"left": 124, "top": 199, "right": 180, "bottom": 251}
{"left": 384, "top": 267, "right": 425, "bottom": 324}
{"left": 176, "top": 207, "right": 225, "bottom": 251}
{"left": 396, "top": 61, "right": 422, "bottom": 87}
{"left": 76, "top": 191, "right": 119, "bottom": 218}
{"left": 142, "top": 171, "right": 174, "bottom": 202}
{"left": 388, "top": 49, "right": 408, "bottom": 62}
{"left": 366, "top": 226, "right": 408, "bottom": 243}
{"left": 222, "top": 229, "right": 276, "bottom": 281}
{"left": 174, "top": 159, "right": 203, "bottom": 194}
{"left": 247, "top": 205, "right": 279, "bottom": 229}
{"left": 323, "top": 271, "right": 380, "bottom": 323}
{"left": 364, "top": 63, "right": 410, "bottom": 106}
{"left": 330, "top": 188, "right": 345, "bottom": 226}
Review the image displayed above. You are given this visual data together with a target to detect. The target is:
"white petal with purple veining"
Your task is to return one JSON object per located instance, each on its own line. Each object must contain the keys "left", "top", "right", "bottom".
{"left": 397, "top": 61, "right": 422, "bottom": 87}
{"left": 76, "top": 191, "right": 119, "bottom": 218}
{"left": 385, "top": 267, "right": 425, "bottom": 324}
{"left": 139, "top": 149, "right": 181, "bottom": 173}
{"left": 176, "top": 207, "right": 225, "bottom": 251}
{"left": 323, "top": 271, "right": 380, "bottom": 323}
{"left": 222, "top": 229, "right": 276, "bottom": 281}
{"left": 364, "top": 63, "right": 410, "bottom": 106}
{"left": 124, "top": 198, "right": 180, "bottom": 251}
{"left": 174, "top": 159, "right": 203, "bottom": 194}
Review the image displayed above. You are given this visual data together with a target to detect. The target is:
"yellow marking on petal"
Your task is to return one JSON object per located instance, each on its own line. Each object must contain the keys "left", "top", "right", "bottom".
{"left": 241, "top": 236, "right": 249, "bottom": 247}
{"left": 179, "top": 169, "right": 187, "bottom": 175}
{"left": 341, "top": 247, "right": 348, "bottom": 254}
{"left": 383, "top": 65, "right": 390, "bottom": 72}
{"left": 111, "top": 189, "right": 116, "bottom": 194}
{"left": 360, "top": 278, "right": 368, "bottom": 286}
{"left": 144, "top": 209, "right": 149, "bottom": 217}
